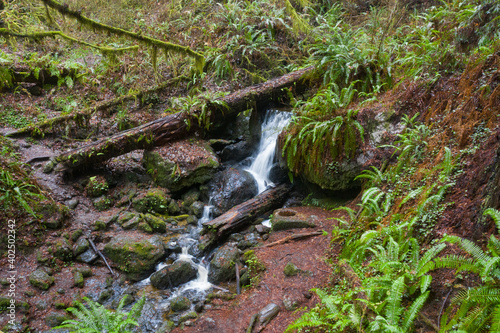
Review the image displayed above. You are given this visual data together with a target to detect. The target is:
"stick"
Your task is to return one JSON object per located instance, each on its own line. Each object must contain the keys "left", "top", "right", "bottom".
{"left": 260, "top": 231, "right": 323, "bottom": 248}
{"left": 87, "top": 238, "right": 116, "bottom": 277}
{"left": 235, "top": 262, "right": 240, "bottom": 295}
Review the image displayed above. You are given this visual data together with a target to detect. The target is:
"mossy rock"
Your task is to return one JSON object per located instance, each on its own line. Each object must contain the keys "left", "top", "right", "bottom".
{"left": 170, "top": 296, "right": 191, "bottom": 312}
{"left": 150, "top": 260, "right": 197, "bottom": 289}
{"left": 142, "top": 139, "right": 220, "bottom": 192}
{"left": 132, "top": 189, "right": 170, "bottom": 214}
{"left": 53, "top": 238, "right": 73, "bottom": 261}
{"left": 138, "top": 221, "right": 153, "bottom": 233}
{"left": 143, "top": 213, "right": 167, "bottom": 233}
{"left": 103, "top": 234, "right": 165, "bottom": 281}
{"left": 45, "top": 311, "right": 70, "bottom": 327}
{"left": 39, "top": 201, "right": 69, "bottom": 229}
{"left": 73, "top": 271, "right": 84, "bottom": 288}
{"left": 93, "top": 196, "right": 112, "bottom": 211}
{"left": 284, "top": 262, "right": 299, "bottom": 277}
{"left": 73, "top": 238, "right": 90, "bottom": 256}
{"left": 29, "top": 269, "right": 54, "bottom": 290}
{"left": 208, "top": 244, "right": 239, "bottom": 284}
{"left": 122, "top": 215, "right": 141, "bottom": 230}
{"left": 118, "top": 212, "right": 136, "bottom": 225}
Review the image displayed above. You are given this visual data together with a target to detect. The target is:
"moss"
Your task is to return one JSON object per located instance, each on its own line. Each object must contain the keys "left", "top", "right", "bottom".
{"left": 132, "top": 189, "right": 170, "bottom": 214}
{"left": 70, "top": 229, "right": 83, "bottom": 242}
{"left": 93, "top": 196, "right": 112, "bottom": 211}
{"left": 143, "top": 213, "right": 167, "bottom": 233}
{"left": 138, "top": 221, "right": 153, "bottom": 233}
{"left": 170, "top": 296, "right": 191, "bottom": 312}
{"left": 283, "top": 262, "right": 299, "bottom": 277}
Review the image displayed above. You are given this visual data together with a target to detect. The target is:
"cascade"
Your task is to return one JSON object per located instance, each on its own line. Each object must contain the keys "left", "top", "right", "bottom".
{"left": 246, "top": 110, "right": 291, "bottom": 193}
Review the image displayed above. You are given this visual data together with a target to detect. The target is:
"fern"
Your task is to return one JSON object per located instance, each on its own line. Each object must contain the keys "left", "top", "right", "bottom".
{"left": 54, "top": 296, "right": 145, "bottom": 333}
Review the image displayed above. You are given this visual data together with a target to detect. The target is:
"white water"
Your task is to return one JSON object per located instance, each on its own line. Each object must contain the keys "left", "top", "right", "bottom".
{"left": 175, "top": 204, "right": 213, "bottom": 293}
{"left": 246, "top": 110, "right": 291, "bottom": 193}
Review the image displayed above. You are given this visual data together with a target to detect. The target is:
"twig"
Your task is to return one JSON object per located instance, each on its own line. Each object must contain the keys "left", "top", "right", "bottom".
{"left": 438, "top": 288, "right": 453, "bottom": 331}
{"left": 87, "top": 238, "right": 116, "bottom": 277}
{"left": 260, "top": 231, "right": 323, "bottom": 248}
{"left": 211, "top": 285, "right": 230, "bottom": 293}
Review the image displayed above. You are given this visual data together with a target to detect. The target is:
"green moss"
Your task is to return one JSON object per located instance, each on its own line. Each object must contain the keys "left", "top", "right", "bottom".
{"left": 284, "top": 262, "right": 299, "bottom": 277}
{"left": 132, "top": 189, "right": 170, "bottom": 214}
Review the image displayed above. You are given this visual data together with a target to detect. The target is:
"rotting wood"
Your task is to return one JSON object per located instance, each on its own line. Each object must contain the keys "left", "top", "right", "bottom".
{"left": 201, "top": 184, "right": 291, "bottom": 248}
{"left": 260, "top": 231, "right": 323, "bottom": 248}
{"left": 51, "top": 66, "right": 314, "bottom": 173}
{"left": 7, "top": 76, "right": 188, "bottom": 138}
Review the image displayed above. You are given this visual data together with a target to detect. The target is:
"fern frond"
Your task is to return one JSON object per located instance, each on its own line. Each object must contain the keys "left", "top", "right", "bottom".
{"left": 402, "top": 291, "right": 429, "bottom": 330}
{"left": 442, "top": 235, "right": 490, "bottom": 266}
{"left": 386, "top": 276, "right": 405, "bottom": 325}
{"left": 484, "top": 208, "right": 500, "bottom": 232}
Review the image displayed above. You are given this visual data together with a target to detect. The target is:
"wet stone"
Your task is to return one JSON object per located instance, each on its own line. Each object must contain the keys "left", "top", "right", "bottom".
{"left": 73, "top": 238, "right": 90, "bottom": 256}
{"left": 76, "top": 248, "right": 98, "bottom": 264}
{"left": 189, "top": 201, "right": 204, "bottom": 218}
{"left": 73, "top": 271, "right": 84, "bottom": 288}
{"left": 66, "top": 198, "right": 79, "bottom": 210}
{"left": 208, "top": 244, "right": 239, "bottom": 284}
{"left": 45, "top": 312, "right": 70, "bottom": 327}
{"left": 170, "top": 296, "right": 191, "bottom": 312}
{"left": 150, "top": 261, "right": 197, "bottom": 289}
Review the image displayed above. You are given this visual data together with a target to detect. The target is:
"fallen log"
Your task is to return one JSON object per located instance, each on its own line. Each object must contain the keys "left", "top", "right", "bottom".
{"left": 7, "top": 75, "right": 188, "bottom": 138}
{"left": 52, "top": 66, "right": 314, "bottom": 173}
{"left": 201, "top": 184, "right": 291, "bottom": 247}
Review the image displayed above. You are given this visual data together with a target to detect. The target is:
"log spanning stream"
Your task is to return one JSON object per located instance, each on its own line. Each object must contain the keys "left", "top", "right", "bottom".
{"left": 131, "top": 109, "right": 291, "bottom": 330}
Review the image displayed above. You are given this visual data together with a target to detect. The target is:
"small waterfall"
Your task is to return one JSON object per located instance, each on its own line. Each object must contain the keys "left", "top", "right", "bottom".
{"left": 246, "top": 110, "right": 291, "bottom": 193}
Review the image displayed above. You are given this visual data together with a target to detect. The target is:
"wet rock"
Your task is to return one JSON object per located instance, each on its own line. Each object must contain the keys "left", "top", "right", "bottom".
{"left": 104, "top": 234, "right": 165, "bottom": 281}
{"left": 150, "top": 261, "right": 197, "bottom": 289}
{"left": 143, "top": 139, "right": 220, "bottom": 192}
{"left": 220, "top": 141, "right": 253, "bottom": 162}
{"left": 170, "top": 296, "right": 191, "bottom": 312}
{"left": 208, "top": 244, "right": 239, "bottom": 284}
{"left": 76, "top": 266, "right": 93, "bottom": 277}
{"left": 255, "top": 224, "right": 271, "bottom": 234}
{"left": 157, "top": 320, "right": 175, "bottom": 333}
{"left": 122, "top": 215, "right": 141, "bottom": 230}
{"left": 283, "top": 262, "right": 299, "bottom": 277}
{"left": 118, "top": 212, "right": 136, "bottom": 224}
{"left": 133, "top": 188, "right": 170, "bottom": 214}
{"left": 76, "top": 249, "right": 98, "bottom": 264}
{"left": 93, "top": 219, "right": 107, "bottom": 230}
{"left": 66, "top": 198, "right": 79, "bottom": 210}
{"left": 138, "top": 221, "right": 153, "bottom": 233}
{"left": 168, "top": 200, "right": 181, "bottom": 215}
{"left": 73, "top": 271, "right": 84, "bottom": 288}
{"left": 39, "top": 202, "right": 68, "bottom": 229}
{"left": 93, "top": 196, "right": 112, "bottom": 211}
{"left": 45, "top": 311, "right": 70, "bottom": 327}
{"left": 271, "top": 208, "right": 315, "bottom": 231}
{"left": 29, "top": 269, "right": 54, "bottom": 290}
{"left": 258, "top": 303, "right": 280, "bottom": 326}
{"left": 189, "top": 201, "right": 204, "bottom": 218}
{"left": 268, "top": 164, "right": 288, "bottom": 184}
{"left": 143, "top": 213, "right": 167, "bottom": 233}
{"left": 53, "top": 238, "right": 73, "bottom": 261}
{"left": 98, "top": 289, "right": 114, "bottom": 303}
{"left": 205, "top": 168, "right": 258, "bottom": 216}
{"left": 70, "top": 229, "right": 83, "bottom": 242}
{"left": 182, "top": 188, "right": 200, "bottom": 207}
{"left": 73, "top": 238, "right": 89, "bottom": 256}
{"left": 179, "top": 311, "right": 198, "bottom": 323}
{"left": 35, "top": 300, "right": 48, "bottom": 310}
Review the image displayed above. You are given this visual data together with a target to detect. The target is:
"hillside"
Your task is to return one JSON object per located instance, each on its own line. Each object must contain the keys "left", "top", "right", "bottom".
{"left": 0, "top": 0, "right": 500, "bottom": 332}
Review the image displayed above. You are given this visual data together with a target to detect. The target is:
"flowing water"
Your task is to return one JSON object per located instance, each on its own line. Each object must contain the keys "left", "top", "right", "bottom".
{"left": 134, "top": 110, "right": 291, "bottom": 331}
{"left": 246, "top": 110, "right": 291, "bottom": 194}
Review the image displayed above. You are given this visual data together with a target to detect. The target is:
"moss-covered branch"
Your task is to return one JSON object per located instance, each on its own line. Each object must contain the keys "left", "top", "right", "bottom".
{"left": 0, "top": 28, "right": 139, "bottom": 54}
{"left": 40, "top": 0, "right": 205, "bottom": 72}
{"left": 6, "top": 76, "right": 189, "bottom": 138}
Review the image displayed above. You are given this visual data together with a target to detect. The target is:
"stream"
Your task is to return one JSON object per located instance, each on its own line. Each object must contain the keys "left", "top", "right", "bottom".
{"left": 128, "top": 109, "right": 291, "bottom": 331}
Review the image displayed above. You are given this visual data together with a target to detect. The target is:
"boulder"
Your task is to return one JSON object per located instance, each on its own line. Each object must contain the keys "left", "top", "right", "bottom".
{"left": 29, "top": 269, "right": 54, "bottom": 290}
{"left": 143, "top": 139, "right": 220, "bottom": 192}
{"left": 205, "top": 168, "right": 258, "bottom": 216}
{"left": 103, "top": 234, "right": 165, "bottom": 281}
{"left": 132, "top": 189, "right": 170, "bottom": 214}
{"left": 189, "top": 201, "right": 205, "bottom": 218}
{"left": 45, "top": 311, "right": 70, "bottom": 327}
{"left": 39, "top": 202, "right": 68, "bottom": 229}
{"left": 271, "top": 208, "right": 315, "bottom": 231}
{"left": 208, "top": 244, "right": 239, "bottom": 284}
{"left": 143, "top": 213, "right": 167, "bottom": 233}
{"left": 220, "top": 141, "right": 253, "bottom": 162}
{"left": 170, "top": 296, "right": 191, "bottom": 312}
{"left": 53, "top": 238, "right": 73, "bottom": 261}
{"left": 76, "top": 249, "right": 98, "bottom": 264}
{"left": 73, "top": 238, "right": 89, "bottom": 256}
{"left": 150, "top": 261, "right": 198, "bottom": 289}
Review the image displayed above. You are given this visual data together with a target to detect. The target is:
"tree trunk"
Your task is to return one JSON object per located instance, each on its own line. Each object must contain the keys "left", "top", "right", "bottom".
{"left": 200, "top": 184, "right": 291, "bottom": 248}
{"left": 55, "top": 66, "right": 314, "bottom": 173}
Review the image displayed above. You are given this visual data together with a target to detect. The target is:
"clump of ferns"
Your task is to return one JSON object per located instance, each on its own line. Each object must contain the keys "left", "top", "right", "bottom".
{"left": 425, "top": 208, "right": 500, "bottom": 332}
{"left": 282, "top": 83, "right": 365, "bottom": 174}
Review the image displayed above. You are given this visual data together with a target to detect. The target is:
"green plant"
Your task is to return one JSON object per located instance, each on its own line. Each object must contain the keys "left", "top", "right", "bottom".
{"left": 0, "top": 168, "right": 44, "bottom": 218}
{"left": 427, "top": 208, "right": 500, "bottom": 332}
{"left": 54, "top": 295, "right": 145, "bottom": 332}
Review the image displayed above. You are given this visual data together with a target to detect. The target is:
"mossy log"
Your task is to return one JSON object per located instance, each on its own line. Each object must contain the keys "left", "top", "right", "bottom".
{"left": 201, "top": 184, "right": 291, "bottom": 246}
{"left": 53, "top": 66, "right": 314, "bottom": 173}
{"left": 7, "top": 76, "right": 188, "bottom": 138}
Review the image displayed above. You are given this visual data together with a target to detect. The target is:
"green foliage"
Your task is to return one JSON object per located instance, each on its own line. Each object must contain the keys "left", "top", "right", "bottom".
{"left": 426, "top": 208, "right": 500, "bottom": 332}
{"left": 282, "top": 84, "right": 365, "bottom": 175}
{"left": 54, "top": 295, "right": 145, "bottom": 333}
